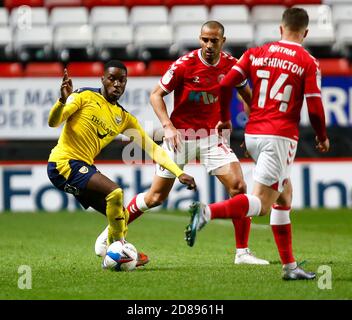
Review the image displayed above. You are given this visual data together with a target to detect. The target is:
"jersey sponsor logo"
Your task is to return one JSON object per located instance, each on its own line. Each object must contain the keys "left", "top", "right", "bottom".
{"left": 193, "top": 76, "right": 200, "bottom": 83}
{"left": 268, "top": 45, "right": 296, "bottom": 57}
{"left": 91, "top": 115, "right": 117, "bottom": 137}
{"left": 218, "top": 74, "right": 225, "bottom": 83}
{"left": 97, "top": 129, "right": 109, "bottom": 139}
{"left": 79, "top": 166, "right": 89, "bottom": 174}
{"left": 188, "top": 91, "right": 218, "bottom": 104}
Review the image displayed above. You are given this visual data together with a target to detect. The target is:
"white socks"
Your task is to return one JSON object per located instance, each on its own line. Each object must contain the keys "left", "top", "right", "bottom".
{"left": 246, "top": 194, "right": 262, "bottom": 217}
{"left": 136, "top": 193, "right": 148, "bottom": 211}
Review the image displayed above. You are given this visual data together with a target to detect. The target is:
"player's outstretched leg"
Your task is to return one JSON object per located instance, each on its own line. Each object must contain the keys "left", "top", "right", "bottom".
{"left": 185, "top": 202, "right": 210, "bottom": 247}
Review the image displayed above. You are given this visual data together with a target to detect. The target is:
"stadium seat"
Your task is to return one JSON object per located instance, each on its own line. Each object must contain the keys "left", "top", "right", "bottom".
{"left": 4, "top": 0, "right": 44, "bottom": 10}
{"left": 170, "top": 5, "right": 208, "bottom": 25}
{"left": 249, "top": 0, "right": 286, "bottom": 4}
{"left": 285, "top": 0, "right": 321, "bottom": 5}
{"left": 134, "top": 24, "right": 174, "bottom": 61}
{"left": 54, "top": 25, "right": 94, "bottom": 62}
{"left": 332, "top": 4, "right": 352, "bottom": 24}
{"left": 44, "top": 0, "right": 82, "bottom": 9}
{"left": 130, "top": 6, "right": 169, "bottom": 26}
{"left": 254, "top": 23, "right": 280, "bottom": 46}
{"left": 173, "top": 24, "right": 201, "bottom": 56}
{"left": 124, "top": 0, "right": 164, "bottom": 7}
{"left": 10, "top": 7, "right": 48, "bottom": 29}
{"left": 318, "top": 58, "right": 351, "bottom": 76}
{"left": 25, "top": 62, "right": 63, "bottom": 77}
{"left": 209, "top": 5, "right": 249, "bottom": 24}
{"left": 251, "top": 5, "right": 287, "bottom": 23}
{"left": 67, "top": 61, "right": 103, "bottom": 77}
{"left": 303, "top": 23, "right": 336, "bottom": 58}
{"left": 82, "top": 0, "right": 124, "bottom": 8}
{"left": 324, "top": 0, "right": 352, "bottom": 4}
{"left": 124, "top": 61, "right": 147, "bottom": 76}
{"left": 14, "top": 26, "right": 53, "bottom": 62}
{"left": 292, "top": 4, "right": 332, "bottom": 23}
{"left": 223, "top": 23, "right": 254, "bottom": 57}
{"left": 336, "top": 23, "right": 352, "bottom": 61}
{"left": 0, "top": 27, "right": 12, "bottom": 61}
{"left": 204, "top": 0, "right": 246, "bottom": 6}
{"left": 165, "top": 0, "right": 204, "bottom": 7}
{"left": 94, "top": 24, "right": 135, "bottom": 61}
{"left": 0, "top": 62, "right": 24, "bottom": 77}
{"left": 50, "top": 7, "right": 89, "bottom": 27}
{"left": 0, "top": 8, "right": 9, "bottom": 26}
{"left": 146, "top": 60, "right": 173, "bottom": 76}
{"left": 90, "top": 6, "right": 128, "bottom": 26}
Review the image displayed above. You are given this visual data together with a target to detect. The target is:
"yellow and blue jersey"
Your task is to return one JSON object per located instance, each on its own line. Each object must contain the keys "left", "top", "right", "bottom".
{"left": 48, "top": 88, "right": 183, "bottom": 182}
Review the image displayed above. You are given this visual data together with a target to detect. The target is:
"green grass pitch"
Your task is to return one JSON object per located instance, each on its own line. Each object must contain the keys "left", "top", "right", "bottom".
{"left": 0, "top": 208, "right": 351, "bottom": 300}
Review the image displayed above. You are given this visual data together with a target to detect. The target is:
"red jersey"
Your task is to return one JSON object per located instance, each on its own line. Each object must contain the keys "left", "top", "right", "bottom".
{"left": 159, "top": 49, "right": 246, "bottom": 136}
{"left": 234, "top": 40, "right": 322, "bottom": 140}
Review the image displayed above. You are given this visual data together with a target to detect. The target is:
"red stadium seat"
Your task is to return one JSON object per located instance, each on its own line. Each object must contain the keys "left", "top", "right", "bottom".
{"left": 318, "top": 58, "right": 351, "bottom": 76}
{"left": 4, "top": 0, "right": 44, "bottom": 10}
{"left": 147, "top": 60, "right": 173, "bottom": 76}
{"left": 44, "top": 0, "right": 82, "bottom": 9}
{"left": 67, "top": 62, "right": 104, "bottom": 77}
{"left": 247, "top": 0, "right": 286, "bottom": 6}
{"left": 0, "top": 62, "right": 24, "bottom": 77}
{"left": 82, "top": 0, "right": 124, "bottom": 8}
{"left": 124, "top": 0, "right": 164, "bottom": 7}
{"left": 165, "top": 0, "right": 204, "bottom": 7}
{"left": 124, "top": 61, "right": 147, "bottom": 76}
{"left": 25, "top": 62, "right": 63, "bottom": 77}
{"left": 284, "top": 0, "right": 321, "bottom": 5}
{"left": 204, "top": 0, "right": 255, "bottom": 6}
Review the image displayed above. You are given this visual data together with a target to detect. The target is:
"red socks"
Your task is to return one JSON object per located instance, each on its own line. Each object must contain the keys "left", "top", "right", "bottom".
{"left": 233, "top": 217, "right": 251, "bottom": 249}
{"left": 126, "top": 195, "right": 144, "bottom": 224}
{"left": 270, "top": 205, "right": 295, "bottom": 264}
{"left": 209, "top": 194, "right": 250, "bottom": 219}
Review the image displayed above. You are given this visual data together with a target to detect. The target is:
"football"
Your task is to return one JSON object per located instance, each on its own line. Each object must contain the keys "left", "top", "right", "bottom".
{"left": 102, "top": 241, "right": 138, "bottom": 272}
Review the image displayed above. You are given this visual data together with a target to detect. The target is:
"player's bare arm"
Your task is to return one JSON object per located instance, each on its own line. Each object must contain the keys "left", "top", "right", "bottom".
{"left": 150, "top": 84, "right": 182, "bottom": 152}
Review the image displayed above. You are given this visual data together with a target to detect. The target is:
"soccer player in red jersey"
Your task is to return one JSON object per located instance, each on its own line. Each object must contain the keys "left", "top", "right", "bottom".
{"left": 95, "top": 21, "right": 269, "bottom": 265}
{"left": 187, "top": 8, "right": 330, "bottom": 280}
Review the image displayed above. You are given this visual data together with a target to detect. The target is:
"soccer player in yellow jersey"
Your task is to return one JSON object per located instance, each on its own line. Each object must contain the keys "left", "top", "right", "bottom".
{"left": 47, "top": 60, "right": 196, "bottom": 267}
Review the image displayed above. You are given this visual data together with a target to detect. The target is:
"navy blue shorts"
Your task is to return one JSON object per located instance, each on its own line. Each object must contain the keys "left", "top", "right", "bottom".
{"left": 47, "top": 160, "right": 99, "bottom": 209}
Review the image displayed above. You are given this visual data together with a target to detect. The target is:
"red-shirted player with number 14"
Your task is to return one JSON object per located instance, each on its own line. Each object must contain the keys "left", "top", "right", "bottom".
{"left": 187, "top": 8, "right": 330, "bottom": 280}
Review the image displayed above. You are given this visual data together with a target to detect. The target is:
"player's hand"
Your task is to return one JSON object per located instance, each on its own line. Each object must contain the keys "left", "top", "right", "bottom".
{"left": 315, "top": 136, "right": 330, "bottom": 153}
{"left": 59, "top": 68, "right": 73, "bottom": 104}
{"left": 178, "top": 173, "right": 197, "bottom": 191}
{"left": 164, "top": 123, "right": 182, "bottom": 153}
{"left": 215, "top": 120, "right": 232, "bottom": 141}
{"left": 240, "top": 140, "right": 250, "bottom": 158}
